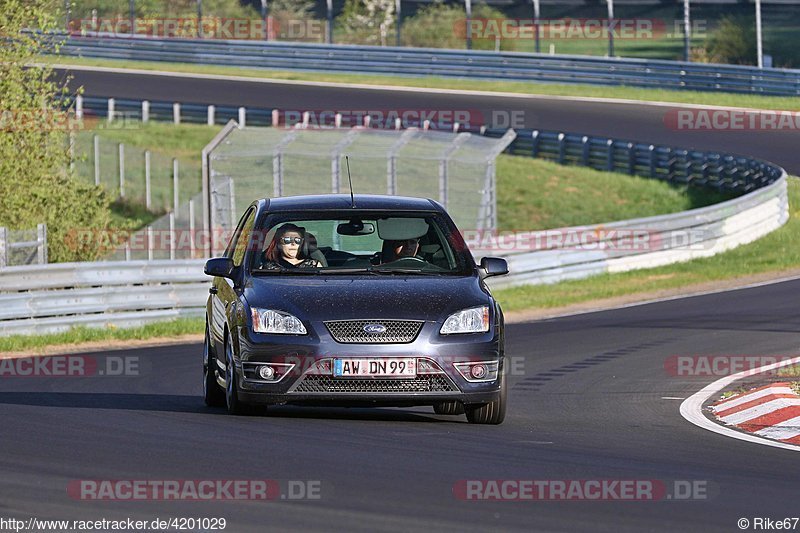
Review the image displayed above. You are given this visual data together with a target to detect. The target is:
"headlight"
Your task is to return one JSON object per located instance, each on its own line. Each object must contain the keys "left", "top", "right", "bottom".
{"left": 440, "top": 306, "right": 490, "bottom": 335}
{"left": 251, "top": 308, "right": 307, "bottom": 335}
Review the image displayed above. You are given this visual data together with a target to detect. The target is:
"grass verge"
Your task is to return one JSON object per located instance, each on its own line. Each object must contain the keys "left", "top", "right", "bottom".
{"left": 0, "top": 317, "right": 204, "bottom": 354}
{"left": 495, "top": 177, "right": 799, "bottom": 312}
{"left": 49, "top": 56, "right": 800, "bottom": 111}
{"left": 777, "top": 364, "right": 800, "bottom": 378}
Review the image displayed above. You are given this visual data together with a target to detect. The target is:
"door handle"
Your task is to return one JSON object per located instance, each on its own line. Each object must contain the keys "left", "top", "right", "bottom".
{"left": 209, "top": 287, "right": 218, "bottom": 294}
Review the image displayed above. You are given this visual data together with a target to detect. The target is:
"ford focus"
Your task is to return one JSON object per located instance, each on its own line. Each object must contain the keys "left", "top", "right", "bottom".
{"left": 203, "top": 194, "right": 509, "bottom": 424}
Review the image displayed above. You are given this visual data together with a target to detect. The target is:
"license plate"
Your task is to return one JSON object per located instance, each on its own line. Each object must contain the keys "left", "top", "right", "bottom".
{"left": 333, "top": 358, "right": 416, "bottom": 378}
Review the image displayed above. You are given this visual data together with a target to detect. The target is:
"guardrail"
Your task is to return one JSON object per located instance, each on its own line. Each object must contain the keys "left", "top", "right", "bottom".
{"left": 0, "top": 260, "right": 208, "bottom": 336}
{"left": 55, "top": 35, "right": 800, "bottom": 96}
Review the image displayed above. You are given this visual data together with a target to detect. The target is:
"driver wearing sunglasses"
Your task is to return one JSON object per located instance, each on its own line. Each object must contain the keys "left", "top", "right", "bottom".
{"left": 259, "top": 223, "right": 322, "bottom": 270}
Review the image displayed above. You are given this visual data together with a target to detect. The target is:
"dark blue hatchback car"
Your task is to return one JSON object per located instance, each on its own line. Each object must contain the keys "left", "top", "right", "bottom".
{"left": 203, "top": 194, "right": 509, "bottom": 424}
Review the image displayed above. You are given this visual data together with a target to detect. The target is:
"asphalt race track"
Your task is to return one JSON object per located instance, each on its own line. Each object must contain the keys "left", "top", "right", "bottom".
{"left": 55, "top": 67, "right": 800, "bottom": 174}
{"left": 2, "top": 280, "right": 799, "bottom": 531}
{"left": 1, "top": 67, "right": 795, "bottom": 531}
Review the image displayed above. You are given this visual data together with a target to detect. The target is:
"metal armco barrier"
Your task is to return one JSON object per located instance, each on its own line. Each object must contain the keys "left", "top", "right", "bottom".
{"left": 0, "top": 260, "right": 208, "bottom": 336}
{"left": 55, "top": 35, "right": 800, "bottom": 96}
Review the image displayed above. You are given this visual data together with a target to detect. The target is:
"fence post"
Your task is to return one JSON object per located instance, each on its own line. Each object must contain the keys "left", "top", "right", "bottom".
{"left": 238, "top": 107, "right": 246, "bottom": 128}
{"left": 189, "top": 199, "right": 196, "bottom": 258}
{"left": 118, "top": 143, "right": 125, "bottom": 198}
{"left": 147, "top": 226, "right": 154, "bottom": 261}
{"left": 606, "top": 139, "right": 614, "bottom": 171}
{"left": 68, "top": 130, "right": 76, "bottom": 173}
{"left": 94, "top": 135, "right": 100, "bottom": 186}
{"left": 0, "top": 227, "right": 6, "bottom": 268}
{"left": 75, "top": 94, "right": 83, "bottom": 120}
{"left": 557, "top": 133, "right": 566, "bottom": 164}
{"left": 173, "top": 159, "right": 180, "bottom": 213}
{"left": 173, "top": 102, "right": 181, "bottom": 124}
{"left": 169, "top": 212, "right": 176, "bottom": 260}
{"left": 208, "top": 105, "right": 215, "bottom": 126}
{"left": 37, "top": 223, "right": 47, "bottom": 265}
{"left": 107, "top": 98, "right": 115, "bottom": 123}
{"left": 142, "top": 100, "right": 150, "bottom": 123}
{"left": 145, "top": 150, "right": 152, "bottom": 210}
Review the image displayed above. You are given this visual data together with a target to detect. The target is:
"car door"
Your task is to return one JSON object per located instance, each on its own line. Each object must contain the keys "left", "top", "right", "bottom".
{"left": 209, "top": 207, "right": 257, "bottom": 357}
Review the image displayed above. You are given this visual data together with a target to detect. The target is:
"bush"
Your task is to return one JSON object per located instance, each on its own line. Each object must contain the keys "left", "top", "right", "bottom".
{"left": 0, "top": 0, "right": 112, "bottom": 263}
{"left": 336, "top": 0, "right": 396, "bottom": 46}
{"left": 704, "top": 15, "right": 757, "bottom": 65}
{"left": 400, "top": 2, "right": 518, "bottom": 52}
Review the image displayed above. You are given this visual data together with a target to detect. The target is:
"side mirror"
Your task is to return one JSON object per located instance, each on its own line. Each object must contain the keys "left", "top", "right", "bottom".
{"left": 480, "top": 256, "right": 509, "bottom": 278}
{"left": 205, "top": 257, "right": 235, "bottom": 279}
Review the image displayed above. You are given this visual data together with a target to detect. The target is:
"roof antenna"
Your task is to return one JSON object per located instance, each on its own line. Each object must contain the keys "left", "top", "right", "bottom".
{"left": 345, "top": 155, "right": 356, "bottom": 208}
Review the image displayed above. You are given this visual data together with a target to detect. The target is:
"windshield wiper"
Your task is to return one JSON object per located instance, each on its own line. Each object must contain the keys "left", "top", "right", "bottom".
{"left": 366, "top": 267, "right": 443, "bottom": 275}
{"left": 251, "top": 267, "right": 321, "bottom": 275}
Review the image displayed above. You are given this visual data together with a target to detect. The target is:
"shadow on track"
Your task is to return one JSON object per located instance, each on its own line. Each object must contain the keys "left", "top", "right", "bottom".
{"left": 0, "top": 391, "right": 457, "bottom": 423}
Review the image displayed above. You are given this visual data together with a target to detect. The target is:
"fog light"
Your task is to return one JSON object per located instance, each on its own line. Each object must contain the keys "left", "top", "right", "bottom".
{"left": 470, "top": 364, "right": 488, "bottom": 379}
{"left": 258, "top": 365, "right": 276, "bottom": 380}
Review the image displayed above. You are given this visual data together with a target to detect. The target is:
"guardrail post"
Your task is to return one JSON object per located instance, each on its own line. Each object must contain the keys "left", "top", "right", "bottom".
{"left": 93, "top": 134, "right": 100, "bottom": 186}
{"left": 606, "top": 139, "right": 614, "bottom": 171}
{"left": 142, "top": 100, "right": 150, "bottom": 123}
{"left": 581, "top": 136, "right": 590, "bottom": 166}
{"left": 453, "top": 122, "right": 460, "bottom": 133}
{"left": 208, "top": 105, "right": 215, "bottom": 126}
{"left": 75, "top": 94, "right": 83, "bottom": 120}
{"left": 125, "top": 241, "right": 131, "bottom": 261}
{"left": 395, "top": 118, "right": 401, "bottom": 130}
{"left": 169, "top": 212, "right": 176, "bottom": 260}
{"left": 145, "top": 150, "right": 152, "bottom": 210}
{"left": 37, "top": 223, "right": 47, "bottom": 265}
{"left": 173, "top": 159, "right": 179, "bottom": 213}
{"left": 531, "top": 130, "right": 540, "bottom": 157}
{"left": 118, "top": 143, "right": 125, "bottom": 198}
{"left": 238, "top": 107, "right": 246, "bottom": 129}
{"left": 147, "top": 226, "right": 154, "bottom": 261}
{"left": 272, "top": 109, "right": 280, "bottom": 128}
{"left": 0, "top": 227, "right": 7, "bottom": 268}
{"left": 627, "top": 142, "right": 635, "bottom": 174}
{"left": 107, "top": 98, "right": 115, "bottom": 123}
{"left": 303, "top": 111, "right": 310, "bottom": 128}
{"left": 557, "top": 133, "right": 566, "bottom": 164}
{"left": 335, "top": 113, "right": 343, "bottom": 128}
{"left": 173, "top": 103, "right": 180, "bottom": 125}
{"left": 649, "top": 145, "right": 657, "bottom": 178}
{"left": 364, "top": 115, "right": 371, "bottom": 128}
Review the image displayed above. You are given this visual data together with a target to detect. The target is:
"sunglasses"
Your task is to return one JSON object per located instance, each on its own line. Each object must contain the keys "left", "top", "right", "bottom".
{"left": 280, "top": 237, "right": 303, "bottom": 245}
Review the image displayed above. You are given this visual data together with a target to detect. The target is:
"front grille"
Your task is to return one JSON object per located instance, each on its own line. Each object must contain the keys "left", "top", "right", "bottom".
{"left": 293, "top": 375, "right": 458, "bottom": 393}
{"left": 324, "top": 320, "right": 423, "bottom": 344}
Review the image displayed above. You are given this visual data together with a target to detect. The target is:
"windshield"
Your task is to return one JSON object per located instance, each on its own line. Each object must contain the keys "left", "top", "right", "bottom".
{"left": 248, "top": 211, "right": 473, "bottom": 275}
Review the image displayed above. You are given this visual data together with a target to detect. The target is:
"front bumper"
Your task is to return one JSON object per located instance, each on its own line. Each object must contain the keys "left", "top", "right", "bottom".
{"left": 233, "top": 319, "right": 503, "bottom": 407}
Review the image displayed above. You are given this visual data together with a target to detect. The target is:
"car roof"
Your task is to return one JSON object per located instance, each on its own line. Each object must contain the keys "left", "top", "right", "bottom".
{"left": 262, "top": 194, "right": 442, "bottom": 213}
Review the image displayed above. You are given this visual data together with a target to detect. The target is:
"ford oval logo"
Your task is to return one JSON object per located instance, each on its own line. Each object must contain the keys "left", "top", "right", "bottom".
{"left": 363, "top": 324, "right": 387, "bottom": 334}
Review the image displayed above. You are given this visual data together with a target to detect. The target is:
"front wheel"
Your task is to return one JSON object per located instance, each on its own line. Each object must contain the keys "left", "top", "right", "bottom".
{"left": 465, "top": 373, "right": 507, "bottom": 425}
{"left": 203, "top": 325, "right": 225, "bottom": 407}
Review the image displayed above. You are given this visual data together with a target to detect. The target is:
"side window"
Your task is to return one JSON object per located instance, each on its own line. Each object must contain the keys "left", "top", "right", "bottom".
{"left": 230, "top": 209, "right": 256, "bottom": 267}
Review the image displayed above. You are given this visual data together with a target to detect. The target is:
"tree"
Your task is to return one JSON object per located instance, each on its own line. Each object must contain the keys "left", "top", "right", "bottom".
{"left": 336, "top": 0, "right": 395, "bottom": 46}
{"left": 0, "top": 0, "right": 111, "bottom": 262}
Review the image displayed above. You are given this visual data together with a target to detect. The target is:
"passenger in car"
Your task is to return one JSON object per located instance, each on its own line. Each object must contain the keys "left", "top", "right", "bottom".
{"left": 259, "top": 223, "right": 322, "bottom": 269}
{"left": 382, "top": 238, "right": 420, "bottom": 263}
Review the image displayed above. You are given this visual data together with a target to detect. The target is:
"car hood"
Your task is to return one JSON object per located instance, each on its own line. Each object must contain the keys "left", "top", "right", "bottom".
{"left": 244, "top": 275, "right": 489, "bottom": 321}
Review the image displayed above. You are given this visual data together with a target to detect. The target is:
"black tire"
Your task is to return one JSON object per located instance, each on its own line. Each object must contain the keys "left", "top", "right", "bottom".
{"left": 465, "top": 373, "right": 507, "bottom": 425}
{"left": 224, "top": 334, "right": 249, "bottom": 415}
{"left": 433, "top": 401, "right": 465, "bottom": 415}
{"left": 203, "top": 324, "right": 225, "bottom": 407}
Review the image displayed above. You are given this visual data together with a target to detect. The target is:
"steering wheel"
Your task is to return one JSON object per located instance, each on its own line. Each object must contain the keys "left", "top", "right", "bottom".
{"left": 382, "top": 256, "right": 428, "bottom": 268}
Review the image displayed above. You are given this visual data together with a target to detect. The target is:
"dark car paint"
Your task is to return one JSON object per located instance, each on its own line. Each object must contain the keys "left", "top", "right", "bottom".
{"left": 206, "top": 195, "right": 506, "bottom": 408}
